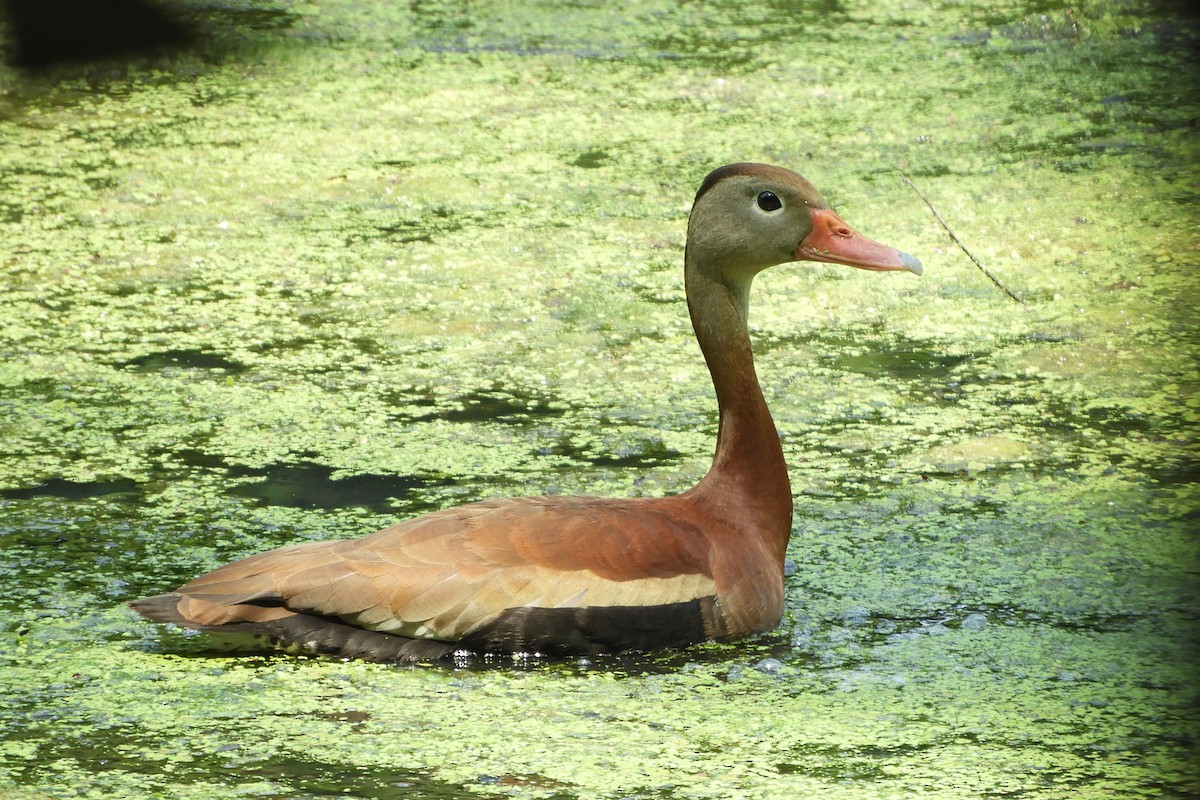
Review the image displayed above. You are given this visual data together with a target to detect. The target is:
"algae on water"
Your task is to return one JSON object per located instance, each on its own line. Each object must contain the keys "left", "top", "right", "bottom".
{"left": 1, "top": 1, "right": 1197, "bottom": 798}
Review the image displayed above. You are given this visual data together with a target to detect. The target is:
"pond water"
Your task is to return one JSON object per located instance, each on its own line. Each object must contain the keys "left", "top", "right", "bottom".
{"left": 1, "top": 1, "right": 1197, "bottom": 798}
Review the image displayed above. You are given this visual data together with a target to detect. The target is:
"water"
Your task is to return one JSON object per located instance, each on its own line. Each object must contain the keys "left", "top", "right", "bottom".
{"left": 1, "top": 1, "right": 1197, "bottom": 798}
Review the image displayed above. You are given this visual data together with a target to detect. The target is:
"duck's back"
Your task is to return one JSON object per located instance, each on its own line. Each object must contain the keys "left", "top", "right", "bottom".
{"left": 131, "top": 494, "right": 759, "bottom": 660}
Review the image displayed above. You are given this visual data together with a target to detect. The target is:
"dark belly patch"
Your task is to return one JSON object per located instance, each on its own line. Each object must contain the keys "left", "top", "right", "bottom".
{"left": 459, "top": 598, "right": 713, "bottom": 656}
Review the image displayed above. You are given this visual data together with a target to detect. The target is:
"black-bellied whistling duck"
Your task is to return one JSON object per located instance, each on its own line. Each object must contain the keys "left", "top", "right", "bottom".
{"left": 131, "top": 163, "right": 921, "bottom": 661}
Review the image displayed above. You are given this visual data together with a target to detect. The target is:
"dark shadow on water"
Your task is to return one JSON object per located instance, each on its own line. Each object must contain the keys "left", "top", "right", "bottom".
{"left": 354, "top": 206, "right": 465, "bottom": 246}
{"left": 440, "top": 389, "right": 566, "bottom": 425}
{"left": 336, "top": 203, "right": 494, "bottom": 248}
{"left": 2, "top": 718, "right": 474, "bottom": 800}
{"left": 819, "top": 346, "right": 975, "bottom": 382}
{"left": 569, "top": 146, "right": 613, "bottom": 169}
{"left": 120, "top": 348, "right": 247, "bottom": 374}
{"left": 228, "top": 461, "right": 453, "bottom": 514}
{"left": 383, "top": 384, "right": 683, "bottom": 471}
{"left": 2, "top": 0, "right": 304, "bottom": 79}
{"left": 0, "top": 477, "right": 142, "bottom": 502}
{"left": 757, "top": 329, "right": 979, "bottom": 382}
{"left": 241, "top": 759, "right": 478, "bottom": 800}
{"left": 1, "top": 0, "right": 196, "bottom": 69}
{"left": 540, "top": 427, "right": 683, "bottom": 472}
{"left": 386, "top": 384, "right": 568, "bottom": 425}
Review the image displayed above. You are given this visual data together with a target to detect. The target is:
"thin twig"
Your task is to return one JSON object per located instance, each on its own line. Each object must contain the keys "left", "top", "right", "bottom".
{"left": 897, "top": 168, "right": 1024, "bottom": 305}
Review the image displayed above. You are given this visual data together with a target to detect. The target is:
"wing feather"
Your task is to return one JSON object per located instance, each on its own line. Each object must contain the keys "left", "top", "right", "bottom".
{"left": 142, "top": 494, "right": 727, "bottom": 652}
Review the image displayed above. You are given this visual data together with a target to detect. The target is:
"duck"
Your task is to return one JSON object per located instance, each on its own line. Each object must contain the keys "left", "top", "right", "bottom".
{"left": 131, "top": 163, "right": 921, "bottom": 662}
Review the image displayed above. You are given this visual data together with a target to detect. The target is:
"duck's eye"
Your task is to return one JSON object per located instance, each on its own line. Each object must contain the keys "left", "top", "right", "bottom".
{"left": 756, "top": 191, "right": 783, "bottom": 212}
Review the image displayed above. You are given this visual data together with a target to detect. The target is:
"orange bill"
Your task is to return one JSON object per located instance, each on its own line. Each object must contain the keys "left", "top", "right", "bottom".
{"left": 797, "top": 208, "right": 922, "bottom": 275}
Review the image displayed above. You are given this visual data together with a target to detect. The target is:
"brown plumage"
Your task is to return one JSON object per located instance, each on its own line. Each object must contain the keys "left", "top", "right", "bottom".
{"left": 131, "top": 163, "right": 921, "bottom": 662}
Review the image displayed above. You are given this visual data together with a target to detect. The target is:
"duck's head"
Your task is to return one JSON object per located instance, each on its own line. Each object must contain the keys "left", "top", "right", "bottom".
{"left": 686, "top": 163, "right": 922, "bottom": 280}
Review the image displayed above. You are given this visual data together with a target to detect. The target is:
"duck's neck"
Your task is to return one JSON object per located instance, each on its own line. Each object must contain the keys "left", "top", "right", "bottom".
{"left": 683, "top": 252, "right": 793, "bottom": 557}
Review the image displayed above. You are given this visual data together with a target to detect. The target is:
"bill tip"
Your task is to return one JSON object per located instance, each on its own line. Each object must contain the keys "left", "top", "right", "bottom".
{"left": 901, "top": 252, "right": 923, "bottom": 276}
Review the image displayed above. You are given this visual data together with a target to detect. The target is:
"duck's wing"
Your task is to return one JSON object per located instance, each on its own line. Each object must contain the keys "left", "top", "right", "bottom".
{"left": 131, "top": 495, "right": 725, "bottom": 660}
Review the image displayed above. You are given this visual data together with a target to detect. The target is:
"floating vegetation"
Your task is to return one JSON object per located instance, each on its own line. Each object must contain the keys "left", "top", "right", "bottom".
{"left": 1, "top": 1, "right": 1197, "bottom": 798}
